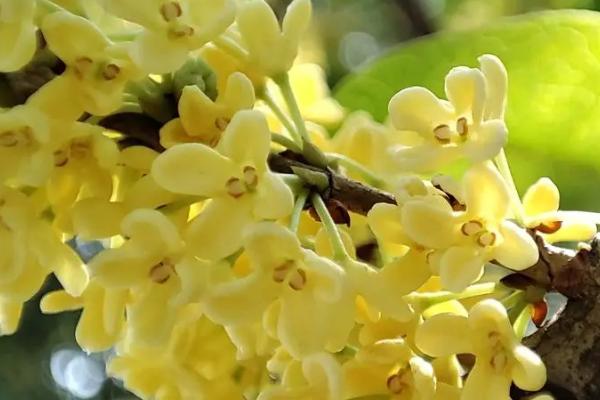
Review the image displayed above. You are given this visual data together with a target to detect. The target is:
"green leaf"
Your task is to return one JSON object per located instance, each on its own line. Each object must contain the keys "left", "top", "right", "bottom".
{"left": 334, "top": 10, "right": 600, "bottom": 211}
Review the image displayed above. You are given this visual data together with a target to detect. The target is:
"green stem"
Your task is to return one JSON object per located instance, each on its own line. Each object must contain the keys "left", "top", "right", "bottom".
{"left": 276, "top": 173, "right": 304, "bottom": 194}
{"left": 276, "top": 73, "right": 310, "bottom": 144}
{"left": 311, "top": 193, "right": 350, "bottom": 262}
{"left": 271, "top": 133, "right": 302, "bottom": 153}
{"left": 501, "top": 290, "right": 526, "bottom": 310}
{"left": 494, "top": 150, "right": 525, "bottom": 224}
{"left": 261, "top": 91, "right": 302, "bottom": 146}
{"left": 327, "top": 153, "right": 385, "bottom": 187}
{"left": 290, "top": 190, "right": 309, "bottom": 233}
{"left": 409, "top": 282, "right": 497, "bottom": 309}
{"left": 511, "top": 304, "right": 532, "bottom": 339}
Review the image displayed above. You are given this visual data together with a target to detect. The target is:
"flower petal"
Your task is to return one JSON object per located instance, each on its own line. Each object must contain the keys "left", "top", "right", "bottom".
{"left": 494, "top": 221, "right": 539, "bottom": 271}
{"left": 389, "top": 87, "right": 454, "bottom": 135}
{"left": 71, "top": 198, "right": 127, "bottom": 239}
{"left": 151, "top": 143, "right": 235, "bottom": 197}
{"left": 464, "top": 162, "right": 510, "bottom": 222}
{"left": 462, "top": 362, "right": 512, "bottom": 400}
{"left": 511, "top": 345, "right": 546, "bottom": 391}
{"left": 222, "top": 72, "right": 256, "bottom": 112}
{"left": 186, "top": 197, "right": 253, "bottom": 260}
{"left": 367, "top": 203, "right": 406, "bottom": 244}
{"left": 130, "top": 30, "right": 189, "bottom": 74}
{"left": 401, "top": 199, "right": 457, "bottom": 249}
{"left": 244, "top": 222, "right": 303, "bottom": 271}
{"left": 439, "top": 246, "right": 485, "bottom": 292}
{"left": 445, "top": 66, "right": 486, "bottom": 125}
{"left": 252, "top": 172, "right": 294, "bottom": 220}
{"left": 0, "top": 21, "right": 36, "bottom": 72}
{"left": 479, "top": 54, "right": 508, "bottom": 120}
{"left": 523, "top": 177, "right": 560, "bottom": 217}
{"left": 0, "top": 300, "right": 22, "bottom": 335}
{"left": 416, "top": 313, "right": 472, "bottom": 357}
{"left": 463, "top": 119, "right": 507, "bottom": 162}
{"left": 204, "top": 272, "right": 280, "bottom": 326}
{"left": 218, "top": 110, "right": 271, "bottom": 168}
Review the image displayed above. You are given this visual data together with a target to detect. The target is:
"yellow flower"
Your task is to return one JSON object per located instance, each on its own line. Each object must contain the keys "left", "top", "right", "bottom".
{"left": 204, "top": 222, "right": 355, "bottom": 358}
{"left": 259, "top": 353, "right": 342, "bottom": 400}
{"left": 416, "top": 299, "right": 546, "bottom": 400}
{"left": 42, "top": 11, "right": 142, "bottom": 115}
{"left": 88, "top": 208, "right": 213, "bottom": 344}
{"left": 371, "top": 163, "right": 538, "bottom": 292}
{"left": 40, "top": 282, "right": 127, "bottom": 352}
{"left": 388, "top": 55, "right": 508, "bottom": 172}
{"left": 161, "top": 72, "right": 255, "bottom": 148}
{"left": 237, "top": 0, "right": 312, "bottom": 78}
{"left": 109, "top": 313, "right": 243, "bottom": 400}
{"left": 522, "top": 177, "right": 597, "bottom": 243}
{"left": 0, "top": 0, "right": 37, "bottom": 72}
{"left": 0, "top": 105, "right": 54, "bottom": 186}
{"left": 152, "top": 110, "right": 294, "bottom": 261}
{"left": 342, "top": 338, "right": 436, "bottom": 400}
{"left": 99, "top": 0, "right": 236, "bottom": 73}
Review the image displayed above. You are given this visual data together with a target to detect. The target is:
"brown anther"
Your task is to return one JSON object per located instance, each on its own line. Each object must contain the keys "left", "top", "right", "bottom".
{"left": 288, "top": 268, "right": 307, "bottom": 291}
{"left": 243, "top": 166, "right": 258, "bottom": 188}
{"left": 215, "top": 117, "right": 230, "bottom": 131}
{"left": 534, "top": 220, "right": 563, "bottom": 234}
{"left": 160, "top": 1, "right": 182, "bottom": 21}
{"left": 70, "top": 140, "right": 89, "bottom": 159}
{"left": 490, "top": 351, "right": 508, "bottom": 372}
{"left": 207, "top": 134, "right": 221, "bottom": 148}
{"left": 0, "top": 132, "right": 18, "bottom": 147}
{"left": 272, "top": 261, "right": 294, "bottom": 283}
{"left": 170, "top": 25, "right": 194, "bottom": 38}
{"left": 102, "top": 63, "right": 121, "bottom": 80}
{"left": 477, "top": 231, "right": 497, "bottom": 247}
{"left": 53, "top": 150, "right": 69, "bottom": 167}
{"left": 149, "top": 260, "right": 175, "bottom": 284}
{"left": 461, "top": 220, "right": 484, "bottom": 236}
{"left": 74, "top": 57, "right": 93, "bottom": 79}
{"left": 226, "top": 177, "right": 246, "bottom": 198}
{"left": 433, "top": 124, "right": 452, "bottom": 144}
{"left": 456, "top": 117, "right": 469, "bottom": 136}
{"left": 386, "top": 374, "right": 407, "bottom": 394}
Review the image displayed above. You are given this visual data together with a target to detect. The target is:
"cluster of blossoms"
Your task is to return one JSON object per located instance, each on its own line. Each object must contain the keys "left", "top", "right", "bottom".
{"left": 0, "top": 0, "right": 596, "bottom": 399}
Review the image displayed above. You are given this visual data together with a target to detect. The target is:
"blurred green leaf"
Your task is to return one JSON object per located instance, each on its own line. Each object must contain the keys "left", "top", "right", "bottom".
{"left": 334, "top": 10, "right": 600, "bottom": 210}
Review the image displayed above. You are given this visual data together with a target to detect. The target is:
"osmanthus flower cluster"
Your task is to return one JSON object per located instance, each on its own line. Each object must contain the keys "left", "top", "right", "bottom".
{"left": 0, "top": 1, "right": 595, "bottom": 399}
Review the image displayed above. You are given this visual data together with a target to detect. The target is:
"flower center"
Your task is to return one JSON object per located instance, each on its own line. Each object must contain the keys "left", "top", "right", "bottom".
{"left": 53, "top": 139, "right": 92, "bottom": 166}
{"left": 272, "top": 260, "right": 308, "bottom": 291}
{"left": 488, "top": 331, "right": 510, "bottom": 373}
{"left": 225, "top": 166, "right": 259, "bottom": 198}
{"left": 215, "top": 117, "right": 230, "bottom": 132}
{"left": 433, "top": 117, "right": 470, "bottom": 144}
{"left": 460, "top": 219, "right": 497, "bottom": 247}
{"left": 149, "top": 259, "right": 176, "bottom": 284}
{"left": 386, "top": 367, "right": 410, "bottom": 395}
{"left": 0, "top": 126, "right": 34, "bottom": 148}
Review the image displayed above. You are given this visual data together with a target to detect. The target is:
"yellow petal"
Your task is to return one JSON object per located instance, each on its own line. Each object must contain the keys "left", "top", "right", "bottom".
{"left": 186, "top": 197, "right": 253, "bottom": 260}
{"left": 0, "top": 21, "right": 36, "bottom": 72}
{"left": 218, "top": 110, "right": 271, "bottom": 168}
{"left": 523, "top": 177, "right": 560, "bottom": 217}
{"left": 463, "top": 119, "right": 507, "bottom": 162}
{"left": 0, "top": 300, "right": 22, "bottom": 335}
{"left": 40, "top": 290, "right": 83, "bottom": 313}
{"left": 445, "top": 66, "right": 486, "bottom": 125}
{"left": 494, "top": 221, "right": 538, "bottom": 271}
{"left": 439, "top": 246, "right": 485, "bottom": 292}
{"left": 151, "top": 143, "right": 235, "bottom": 197}
{"left": 42, "top": 11, "right": 109, "bottom": 64}
{"left": 462, "top": 362, "right": 512, "bottom": 400}
{"left": 479, "top": 54, "right": 508, "bottom": 120}
{"left": 252, "top": 172, "right": 294, "bottom": 220}
{"left": 89, "top": 243, "right": 157, "bottom": 289}
{"left": 511, "top": 345, "right": 546, "bottom": 391}
{"left": 244, "top": 222, "right": 303, "bottom": 270}
{"left": 410, "top": 356, "right": 436, "bottom": 400}
{"left": 464, "top": 162, "right": 510, "bottom": 222}
{"left": 389, "top": 87, "right": 454, "bottom": 134}
{"left": 544, "top": 218, "right": 597, "bottom": 243}
{"left": 416, "top": 313, "right": 472, "bottom": 357}
{"left": 71, "top": 198, "right": 127, "bottom": 239}
{"left": 222, "top": 72, "right": 256, "bottom": 112}
{"left": 204, "top": 272, "right": 280, "bottom": 325}
{"left": 121, "top": 208, "right": 184, "bottom": 255}
{"left": 401, "top": 199, "right": 457, "bottom": 249}
{"left": 130, "top": 30, "right": 189, "bottom": 74}
{"left": 367, "top": 203, "right": 406, "bottom": 244}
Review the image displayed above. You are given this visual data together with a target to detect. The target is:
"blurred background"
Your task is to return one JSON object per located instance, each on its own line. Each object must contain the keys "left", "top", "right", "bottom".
{"left": 3, "top": 1, "right": 600, "bottom": 398}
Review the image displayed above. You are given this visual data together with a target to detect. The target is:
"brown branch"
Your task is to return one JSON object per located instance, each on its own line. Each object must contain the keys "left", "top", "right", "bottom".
{"left": 394, "top": 0, "right": 435, "bottom": 36}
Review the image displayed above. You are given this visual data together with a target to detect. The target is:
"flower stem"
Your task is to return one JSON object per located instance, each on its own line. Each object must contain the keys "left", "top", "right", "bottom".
{"left": 311, "top": 193, "right": 350, "bottom": 262}
{"left": 327, "top": 153, "right": 385, "bottom": 188}
{"left": 261, "top": 91, "right": 302, "bottom": 146}
{"left": 290, "top": 190, "right": 309, "bottom": 233}
{"left": 276, "top": 73, "right": 311, "bottom": 144}
{"left": 212, "top": 36, "right": 249, "bottom": 62}
{"left": 271, "top": 133, "right": 302, "bottom": 153}
{"left": 494, "top": 150, "right": 525, "bottom": 224}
